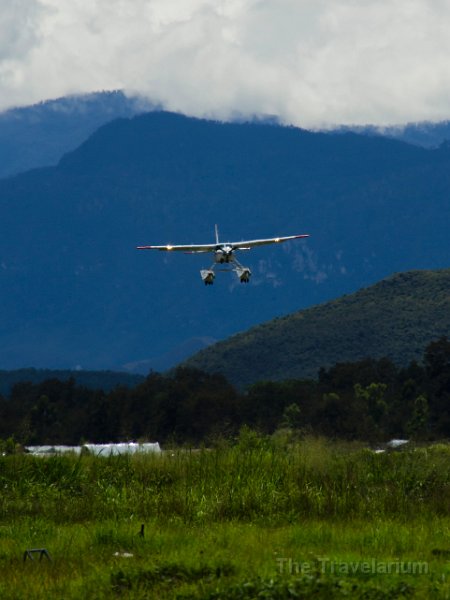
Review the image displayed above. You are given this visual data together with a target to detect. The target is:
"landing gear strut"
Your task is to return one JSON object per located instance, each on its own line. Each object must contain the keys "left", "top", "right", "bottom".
{"left": 234, "top": 256, "right": 251, "bottom": 283}
{"left": 200, "top": 259, "right": 251, "bottom": 285}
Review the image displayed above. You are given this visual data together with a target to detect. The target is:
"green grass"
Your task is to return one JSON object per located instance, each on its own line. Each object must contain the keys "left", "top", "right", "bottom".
{"left": 1, "top": 434, "right": 450, "bottom": 598}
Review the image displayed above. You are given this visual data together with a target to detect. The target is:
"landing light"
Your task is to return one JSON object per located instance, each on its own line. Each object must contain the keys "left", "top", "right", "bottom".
{"left": 166, "top": 245, "right": 173, "bottom": 250}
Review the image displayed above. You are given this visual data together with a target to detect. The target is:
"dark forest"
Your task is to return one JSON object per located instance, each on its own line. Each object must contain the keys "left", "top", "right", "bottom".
{"left": 1, "top": 337, "right": 450, "bottom": 447}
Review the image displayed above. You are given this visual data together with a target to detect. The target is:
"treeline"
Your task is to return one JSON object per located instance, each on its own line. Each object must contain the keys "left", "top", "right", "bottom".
{"left": 0, "top": 368, "right": 145, "bottom": 396}
{"left": 1, "top": 337, "right": 450, "bottom": 446}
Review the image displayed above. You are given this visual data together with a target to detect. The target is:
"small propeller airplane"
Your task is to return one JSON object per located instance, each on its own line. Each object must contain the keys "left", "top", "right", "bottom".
{"left": 137, "top": 225, "right": 309, "bottom": 285}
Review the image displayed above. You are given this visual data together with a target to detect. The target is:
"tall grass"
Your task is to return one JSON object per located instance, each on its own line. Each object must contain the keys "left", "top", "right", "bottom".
{"left": 2, "top": 434, "right": 450, "bottom": 597}
{"left": 1, "top": 433, "right": 450, "bottom": 525}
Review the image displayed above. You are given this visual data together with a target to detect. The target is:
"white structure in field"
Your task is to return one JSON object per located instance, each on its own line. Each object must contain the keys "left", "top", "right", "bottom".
{"left": 26, "top": 442, "right": 161, "bottom": 456}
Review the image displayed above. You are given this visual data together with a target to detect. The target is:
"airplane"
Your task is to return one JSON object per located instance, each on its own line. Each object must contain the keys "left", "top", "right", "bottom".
{"left": 137, "top": 225, "right": 309, "bottom": 285}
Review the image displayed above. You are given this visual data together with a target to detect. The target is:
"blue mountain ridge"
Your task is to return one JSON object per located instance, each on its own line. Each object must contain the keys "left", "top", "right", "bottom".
{"left": 1, "top": 111, "right": 450, "bottom": 372}
{"left": 0, "top": 91, "right": 154, "bottom": 179}
{"left": 2, "top": 92, "right": 450, "bottom": 184}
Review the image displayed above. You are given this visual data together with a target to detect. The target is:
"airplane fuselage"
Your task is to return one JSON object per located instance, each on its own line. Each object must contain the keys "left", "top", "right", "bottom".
{"left": 214, "top": 246, "right": 234, "bottom": 263}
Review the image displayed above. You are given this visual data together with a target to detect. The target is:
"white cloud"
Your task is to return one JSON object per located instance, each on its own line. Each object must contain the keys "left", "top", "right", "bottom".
{"left": 1, "top": 0, "right": 450, "bottom": 126}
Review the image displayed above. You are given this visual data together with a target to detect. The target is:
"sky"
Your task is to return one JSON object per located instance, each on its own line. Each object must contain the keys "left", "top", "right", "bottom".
{"left": 1, "top": 0, "right": 450, "bottom": 127}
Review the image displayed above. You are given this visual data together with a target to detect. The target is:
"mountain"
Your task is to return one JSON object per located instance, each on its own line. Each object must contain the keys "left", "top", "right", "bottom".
{"left": 1, "top": 111, "right": 450, "bottom": 372}
{"left": 183, "top": 269, "right": 450, "bottom": 387}
{"left": 335, "top": 121, "right": 450, "bottom": 149}
{"left": 0, "top": 91, "right": 154, "bottom": 178}
{"left": 2, "top": 89, "right": 450, "bottom": 184}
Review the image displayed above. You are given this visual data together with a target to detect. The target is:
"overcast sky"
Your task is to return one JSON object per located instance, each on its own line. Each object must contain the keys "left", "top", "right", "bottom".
{"left": 1, "top": 0, "right": 450, "bottom": 127}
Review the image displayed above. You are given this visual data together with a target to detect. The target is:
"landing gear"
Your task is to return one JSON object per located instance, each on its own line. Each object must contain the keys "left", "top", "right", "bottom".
{"left": 200, "top": 269, "right": 215, "bottom": 285}
{"left": 236, "top": 266, "right": 251, "bottom": 283}
{"left": 200, "top": 258, "right": 251, "bottom": 285}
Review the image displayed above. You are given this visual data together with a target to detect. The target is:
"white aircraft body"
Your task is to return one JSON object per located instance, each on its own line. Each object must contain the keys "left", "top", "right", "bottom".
{"left": 137, "top": 225, "right": 309, "bottom": 285}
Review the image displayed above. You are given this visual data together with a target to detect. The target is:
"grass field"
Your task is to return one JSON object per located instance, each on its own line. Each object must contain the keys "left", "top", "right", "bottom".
{"left": 1, "top": 432, "right": 450, "bottom": 598}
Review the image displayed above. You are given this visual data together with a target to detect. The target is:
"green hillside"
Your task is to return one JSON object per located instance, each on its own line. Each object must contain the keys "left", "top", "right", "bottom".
{"left": 183, "top": 269, "right": 450, "bottom": 387}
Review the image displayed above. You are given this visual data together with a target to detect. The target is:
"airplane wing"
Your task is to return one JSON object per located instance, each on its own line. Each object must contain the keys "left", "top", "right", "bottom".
{"left": 231, "top": 234, "right": 309, "bottom": 250}
{"left": 137, "top": 234, "right": 309, "bottom": 252}
{"left": 136, "top": 243, "right": 217, "bottom": 253}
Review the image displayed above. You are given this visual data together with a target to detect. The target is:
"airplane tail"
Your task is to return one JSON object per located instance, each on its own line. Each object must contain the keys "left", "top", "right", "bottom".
{"left": 215, "top": 224, "right": 219, "bottom": 244}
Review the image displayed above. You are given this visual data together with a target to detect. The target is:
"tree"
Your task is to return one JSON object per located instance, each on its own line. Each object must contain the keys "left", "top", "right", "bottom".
{"left": 353, "top": 382, "right": 388, "bottom": 440}
{"left": 406, "top": 395, "right": 430, "bottom": 439}
{"left": 424, "top": 336, "right": 450, "bottom": 379}
{"left": 280, "top": 403, "right": 302, "bottom": 429}
{"left": 424, "top": 337, "right": 450, "bottom": 434}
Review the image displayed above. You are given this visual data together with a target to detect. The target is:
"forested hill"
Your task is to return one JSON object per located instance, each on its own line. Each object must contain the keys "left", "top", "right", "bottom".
{"left": 2, "top": 111, "right": 450, "bottom": 372}
{"left": 183, "top": 269, "right": 450, "bottom": 388}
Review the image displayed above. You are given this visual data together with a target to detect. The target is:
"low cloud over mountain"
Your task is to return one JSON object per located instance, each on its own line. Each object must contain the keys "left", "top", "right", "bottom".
{"left": 2, "top": 1, "right": 450, "bottom": 127}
